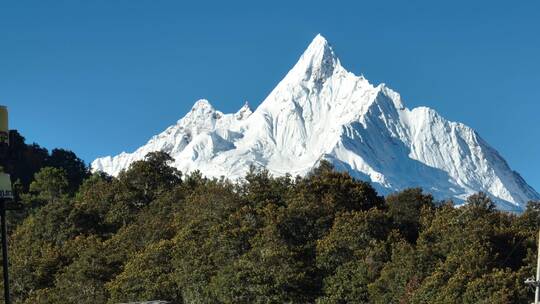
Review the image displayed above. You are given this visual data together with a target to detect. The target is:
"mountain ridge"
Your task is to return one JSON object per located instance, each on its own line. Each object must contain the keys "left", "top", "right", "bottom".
{"left": 92, "top": 34, "right": 540, "bottom": 211}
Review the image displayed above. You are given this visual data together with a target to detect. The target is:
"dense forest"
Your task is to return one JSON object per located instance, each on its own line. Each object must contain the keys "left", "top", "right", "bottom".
{"left": 1, "top": 130, "right": 540, "bottom": 304}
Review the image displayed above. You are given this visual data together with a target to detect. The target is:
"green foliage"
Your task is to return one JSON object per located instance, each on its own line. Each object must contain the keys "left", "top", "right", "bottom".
{"left": 466, "top": 191, "right": 497, "bottom": 214}
{"left": 4, "top": 142, "right": 540, "bottom": 303}
{"left": 369, "top": 240, "right": 418, "bottom": 303}
{"left": 107, "top": 240, "right": 181, "bottom": 303}
{"left": 386, "top": 188, "right": 434, "bottom": 243}
{"left": 47, "top": 148, "right": 90, "bottom": 194}
{"left": 1, "top": 131, "right": 88, "bottom": 193}
{"left": 316, "top": 209, "right": 391, "bottom": 303}
{"left": 1, "top": 130, "right": 48, "bottom": 190}
{"left": 29, "top": 167, "right": 69, "bottom": 203}
{"left": 210, "top": 221, "right": 312, "bottom": 303}
{"left": 38, "top": 236, "right": 114, "bottom": 304}
{"left": 316, "top": 209, "right": 390, "bottom": 273}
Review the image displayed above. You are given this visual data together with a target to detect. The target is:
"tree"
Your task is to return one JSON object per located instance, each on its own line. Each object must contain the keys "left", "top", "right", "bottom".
{"left": 316, "top": 209, "right": 391, "bottom": 303}
{"left": 309, "top": 159, "right": 335, "bottom": 177}
{"left": 462, "top": 269, "right": 525, "bottom": 304}
{"left": 298, "top": 166, "right": 384, "bottom": 213}
{"left": 210, "top": 207, "right": 313, "bottom": 303}
{"left": 107, "top": 240, "right": 181, "bottom": 304}
{"left": 316, "top": 260, "right": 372, "bottom": 304}
{"left": 368, "top": 240, "right": 418, "bottom": 304}
{"left": 37, "top": 236, "right": 114, "bottom": 304}
{"left": 70, "top": 173, "right": 116, "bottom": 237}
{"left": 29, "top": 167, "right": 69, "bottom": 204}
{"left": 0, "top": 130, "right": 49, "bottom": 190}
{"left": 386, "top": 188, "right": 434, "bottom": 243}
{"left": 170, "top": 181, "right": 243, "bottom": 303}
{"left": 116, "top": 151, "right": 182, "bottom": 208}
{"left": 240, "top": 166, "right": 292, "bottom": 208}
{"left": 47, "top": 148, "right": 89, "bottom": 194}
{"left": 105, "top": 152, "right": 182, "bottom": 227}
{"left": 466, "top": 192, "right": 496, "bottom": 214}
{"left": 316, "top": 209, "right": 390, "bottom": 274}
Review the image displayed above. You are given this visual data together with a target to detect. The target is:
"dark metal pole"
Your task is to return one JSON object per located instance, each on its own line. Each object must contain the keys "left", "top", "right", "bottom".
{"left": 0, "top": 106, "right": 11, "bottom": 304}
{"left": 0, "top": 200, "right": 9, "bottom": 304}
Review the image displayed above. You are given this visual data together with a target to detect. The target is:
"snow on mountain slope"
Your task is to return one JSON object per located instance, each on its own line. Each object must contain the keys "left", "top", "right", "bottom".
{"left": 92, "top": 34, "right": 540, "bottom": 211}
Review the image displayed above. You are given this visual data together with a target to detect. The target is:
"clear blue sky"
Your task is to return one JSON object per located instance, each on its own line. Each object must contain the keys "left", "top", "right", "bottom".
{"left": 1, "top": 1, "right": 539, "bottom": 191}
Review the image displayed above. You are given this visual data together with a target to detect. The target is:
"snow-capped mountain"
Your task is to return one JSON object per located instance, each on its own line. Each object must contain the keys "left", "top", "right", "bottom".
{"left": 92, "top": 34, "right": 539, "bottom": 211}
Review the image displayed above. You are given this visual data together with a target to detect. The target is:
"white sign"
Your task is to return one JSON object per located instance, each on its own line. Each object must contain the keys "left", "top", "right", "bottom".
{"left": 0, "top": 173, "right": 13, "bottom": 199}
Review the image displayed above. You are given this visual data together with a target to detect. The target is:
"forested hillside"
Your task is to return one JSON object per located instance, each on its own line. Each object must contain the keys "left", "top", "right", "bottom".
{"left": 2, "top": 132, "right": 540, "bottom": 304}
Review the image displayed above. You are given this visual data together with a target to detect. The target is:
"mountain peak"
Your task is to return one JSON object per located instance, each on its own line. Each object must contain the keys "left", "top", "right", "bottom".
{"left": 309, "top": 33, "right": 330, "bottom": 51}
{"left": 92, "top": 35, "right": 540, "bottom": 211}
{"left": 235, "top": 101, "right": 252, "bottom": 120}
{"left": 178, "top": 99, "right": 218, "bottom": 125}
{"left": 289, "top": 34, "right": 340, "bottom": 83}
{"left": 191, "top": 99, "right": 214, "bottom": 111}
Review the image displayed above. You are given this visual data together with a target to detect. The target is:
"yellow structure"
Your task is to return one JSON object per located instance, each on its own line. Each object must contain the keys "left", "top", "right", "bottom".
{"left": 0, "top": 106, "right": 7, "bottom": 146}
{"left": 0, "top": 106, "right": 11, "bottom": 199}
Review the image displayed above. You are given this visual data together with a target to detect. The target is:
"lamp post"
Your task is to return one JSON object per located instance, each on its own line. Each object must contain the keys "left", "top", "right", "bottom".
{"left": 0, "top": 106, "right": 12, "bottom": 304}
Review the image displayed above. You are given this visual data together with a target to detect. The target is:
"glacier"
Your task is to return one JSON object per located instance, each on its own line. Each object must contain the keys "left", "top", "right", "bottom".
{"left": 92, "top": 34, "right": 540, "bottom": 212}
